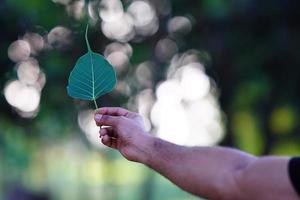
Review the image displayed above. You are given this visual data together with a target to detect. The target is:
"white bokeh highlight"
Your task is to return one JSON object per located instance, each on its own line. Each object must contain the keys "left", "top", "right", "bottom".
{"left": 151, "top": 52, "right": 224, "bottom": 146}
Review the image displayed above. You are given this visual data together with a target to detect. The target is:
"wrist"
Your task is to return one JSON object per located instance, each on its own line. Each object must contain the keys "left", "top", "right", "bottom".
{"left": 134, "top": 133, "right": 155, "bottom": 165}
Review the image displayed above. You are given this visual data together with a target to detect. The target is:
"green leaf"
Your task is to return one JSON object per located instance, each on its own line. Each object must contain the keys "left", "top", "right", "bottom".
{"left": 67, "top": 24, "right": 117, "bottom": 108}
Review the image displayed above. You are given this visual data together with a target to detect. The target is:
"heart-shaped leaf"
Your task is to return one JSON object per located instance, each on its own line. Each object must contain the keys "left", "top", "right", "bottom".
{"left": 67, "top": 25, "right": 117, "bottom": 108}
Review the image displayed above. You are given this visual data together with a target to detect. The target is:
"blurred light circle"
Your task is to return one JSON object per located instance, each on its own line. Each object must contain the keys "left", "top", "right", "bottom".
{"left": 4, "top": 80, "right": 23, "bottom": 108}
{"left": 179, "top": 64, "right": 210, "bottom": 101}
{"left": 47, "top": 26, "right": 72, "bottom": 49}
{"left": 135, "top": 18, "right": 159, "bottom": 37}
{"left": 167, "top": 16, "right": 192, "bottom": 35}
{"left": 104, "top": 42, "right": 133, "bottom": 58}
{"left": 66, "top": 0, "right": 85, "bottom": 20}
{"left": 115, "top": 81, "right": 131, "bottom": 96}
{"left": 167, "top": 50, "right": 206, "bottom": 78}
{"left": 155, "top": 38, "right": 178, "bottom": 61}
{"left": 156, "top": 80, "right": 182, "bottom": 104}
{"left": 185, "top": 99, "right": 224, "bottom": 145}
{"left": 151, "top": 81, "right": 224, "bottom": 146}
{"left": 4, "top": 80, "right": 40, "bottom": 113}
{"left": 99, "top": 0, "right": 124, "bottom": 22}
{"left": 151, "top": 100, "right": 189, "bottom": 143}
{"left": 15, "top": 86, "right": 40, "bottom": 112}
{"left": 135, "top": 61, "right": 153, "bottom": 88}
{"left": 88, "top": 1, "right": 99, "bottom": 22}
{"left": 23, "top": 32, "right": 44, "bottom": 55}
{"left": 128, "top": 1, "right": 155, "bottom": 27}
{"left": 8, "top": 40, "right": 31, "bottom": 62}
{"left": 128, "top": 1, "right": 159, "bottom": 37}
{"left": 101, "top": 13, "right": 134, "bottom": 42}
{"left": 17, "top": 109, "right": 39, "bottom": 118}
{"left": 187, "top": 97, "right": 221, "bottom": 126}
{"left": 35, "top": 71, "right": 47, "bottom": 91}
{"left": 106, "top": 51, "right": 129, "bottom": 73}
{"left": 17, "top": 58, "right": 40, "bottom": 85}
{"left": 151, "top": 50, "right": 224, "bottom": 146}
{"left": 136, "top": 89, "right": 154, "bottom": 131}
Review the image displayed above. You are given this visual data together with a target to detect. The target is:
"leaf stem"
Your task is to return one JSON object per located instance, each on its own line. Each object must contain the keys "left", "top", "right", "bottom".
{"left": 93, "top": 99, "right": 98, "bottom": 109}
{"left": 86, "top": 23, "right": 97, "bottom": 109}
{"left": 85, "top": 24, "right": 92, "bottom": 52}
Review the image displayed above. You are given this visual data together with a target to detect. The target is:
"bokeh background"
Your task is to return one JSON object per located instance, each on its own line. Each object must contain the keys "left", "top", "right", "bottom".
{"left": 1, "top": 0, "right": 300, "bottom": 199}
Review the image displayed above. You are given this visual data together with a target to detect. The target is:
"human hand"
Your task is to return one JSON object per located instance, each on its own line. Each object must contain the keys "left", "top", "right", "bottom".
{"left": 94, "top": 107, "right": 152, "bottom": 163}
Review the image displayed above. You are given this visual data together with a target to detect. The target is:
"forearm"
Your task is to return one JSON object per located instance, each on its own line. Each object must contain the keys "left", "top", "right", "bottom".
{"left": 95, "top": 108, "right": 298, "bottom": 200}
{"left": 140, "top": 137, "right": 256, "bottom": 199}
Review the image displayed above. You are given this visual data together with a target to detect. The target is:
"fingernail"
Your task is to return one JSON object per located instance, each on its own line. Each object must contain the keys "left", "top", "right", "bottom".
{"left": 95, "top": 114, "right": 102, "bottom": 121}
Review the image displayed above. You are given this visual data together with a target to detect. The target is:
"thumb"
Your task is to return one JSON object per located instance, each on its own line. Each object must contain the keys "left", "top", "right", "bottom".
{"left": 94, "top": 114, "right": 120, "bottom": 127}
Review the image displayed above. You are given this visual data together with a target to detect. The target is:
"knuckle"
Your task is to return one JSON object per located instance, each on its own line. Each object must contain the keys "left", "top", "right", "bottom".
{"left": 96, "top": 120, "right": 102, "bottom": 126}
{"left": 98, "top": 115, "right": 111, "bottom": 125}
{"left": 119, "top": 116, "right": 127, "bottom": 123}
{"left": 101, "top": 115, "right": 110, "bottom": 122}
{"left": 115, "top": 117, "right": 123, "bottom": 125}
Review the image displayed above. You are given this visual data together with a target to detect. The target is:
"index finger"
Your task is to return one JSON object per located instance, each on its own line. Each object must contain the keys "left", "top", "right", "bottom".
{"left": 95, "top": 107, "right": 131, "bottom": 116}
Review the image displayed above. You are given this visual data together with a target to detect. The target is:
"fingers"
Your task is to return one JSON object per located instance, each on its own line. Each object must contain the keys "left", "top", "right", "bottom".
{"left": 101, "top": 135, "right": 117, "bottom": 149}
{"left": 95, "top": 115, "right": 122, "bottom": 149}
{"left": 94, "top": 114, "right": 121, "bottom": 127}
{"left": 99, "top": 127, "right": 109, "bottom": 138}
{"left": 99, "top": 128, "right": 118, "bottom": 149}
{"left": 95, "top": 107, "right": 131, "bottom": 117}
{"left": 99, "top": 127, "right": 117, "bottom": 138}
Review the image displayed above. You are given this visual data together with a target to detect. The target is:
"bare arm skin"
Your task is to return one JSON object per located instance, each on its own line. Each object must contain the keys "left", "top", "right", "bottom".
{"left": 94, "top": 107, "right": 299, "bottom": 200}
